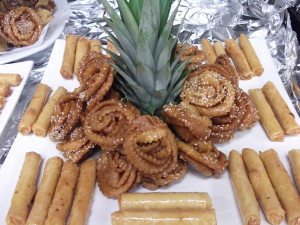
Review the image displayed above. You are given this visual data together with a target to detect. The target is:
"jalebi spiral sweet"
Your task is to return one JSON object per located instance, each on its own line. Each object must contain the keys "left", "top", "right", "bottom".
{"left": 161, "top": 102, "right": 212, "bottom": 142}
{"left": 97, "top": 150, "right": 140, "bottom": 198}
{"left": 83, "top": 99, "right": 140, "bottom": 151}
{"left": 177, "top": 139, "right": 228, "bottom": 177}
{"left": 48, "top": 92, "right": 84, "bottom": 142}
{"left": 123, "top": 115, "right": 178, "bottom": 175}
{"left": 176, "top": 43, "right": 206, "bottom": 70}
{"left": 239, "top": 91, "right": 260, "bottom": 130}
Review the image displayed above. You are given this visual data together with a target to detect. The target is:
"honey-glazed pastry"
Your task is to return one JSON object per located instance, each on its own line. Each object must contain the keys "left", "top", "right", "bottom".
{"left": 97, "top": 150, "right": 140, "bottom": 198}
{"left": 123, "top": 115, "right": 178, "bottom": 175}
{"left": 177, "top": 139, "right": 228, "bottom": 177}
{"left": 181, "top": 69, "right": 235, "bottom": 118}
{"left": 35, "top": 0, "right": 55, "bottom": 12}
{"left": 83, "top": 99, "right": 140, "bottom": 151}
{"left": 215, "top": 54, "right": 240, "bottom": 83}
{"left": 162, "top": 102, "right": 212, "bottom": 142}
{"left": 48, "top": 92, "right": 84, "bottom": 142}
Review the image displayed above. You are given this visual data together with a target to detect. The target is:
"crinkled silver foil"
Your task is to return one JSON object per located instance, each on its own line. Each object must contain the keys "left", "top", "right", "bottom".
{"left": 0, "top": 0, "right": 298, "bottom": 164}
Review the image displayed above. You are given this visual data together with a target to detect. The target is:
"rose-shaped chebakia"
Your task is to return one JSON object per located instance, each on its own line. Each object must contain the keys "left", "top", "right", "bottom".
{"left": 177, "top": 139, "right": 228, "bottom": 177}
{"left": 83, "top": 99, "right": 140, "bottom": 151}
{"left": 76, "top": 51, "right": 115, "bottom": 112}
{"left": 97, "top": 150, "right": 140, "bottom": 198}
{"left": 56, "top": 126, "right": 95, "bottom": 163}
{"left": 123, "top": 115, "right": 178, "bottom": 176}
{"left": 161, "top": 102, "right": 212, "bottom": 142}
{"left": 0, "top": 7, "right": 42, "bottom": 46}
{"left": 49, "top": 92, "right": 84, "bottom": 142}
{"left": 176, "top": 43, "right": 206, "bottom": 70}
{"left": 141, "top": 159, "right": 187, "bottom": 191}
{"left": 180, "top": 69, "right": 235, "bottom": 118}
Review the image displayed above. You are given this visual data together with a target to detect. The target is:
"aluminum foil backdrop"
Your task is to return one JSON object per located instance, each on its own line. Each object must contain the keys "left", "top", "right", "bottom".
{"left": 0, "top": 0, "right": 299, "bottom": 164}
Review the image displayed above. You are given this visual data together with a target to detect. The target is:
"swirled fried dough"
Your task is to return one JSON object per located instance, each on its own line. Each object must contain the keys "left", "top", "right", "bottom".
{"left": 162, "top": 102, "right": 212, "bottom": 142}
{"left": 123, "top": 115, "right": 178, "bottom": 175}
{"left": 176, "top": 43, "right": 206, "bottom": 70}
{"left": 97, "top": 151, "right": 140, "bottom": 198}
{"left": 83, "top": 99, "right": 140, "bottom": 151}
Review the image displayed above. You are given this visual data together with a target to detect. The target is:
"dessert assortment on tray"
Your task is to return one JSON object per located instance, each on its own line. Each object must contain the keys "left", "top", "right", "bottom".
{"left": 1, "top": 0, "right": 300, "bottom": 225}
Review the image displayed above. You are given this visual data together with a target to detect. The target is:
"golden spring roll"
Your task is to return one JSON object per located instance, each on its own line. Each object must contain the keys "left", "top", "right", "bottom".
{"left": 26, "top": 157, "right": 63, "bottom": 225}
{"left": 119, "top": 192, "right": 212, "bottom": 211}
{"left": 74, "top": 37, "right": 90, "bottom": 75}
{"left": 249, "top": 88, "right": 284, "bottom": 142}
{"left": 18, "top": 83, "right": 51, "bottom": 135}
{"left": 89, "top": 39, "right": 102, "bottom": 53}
{"left": 111, "top": 209, "right": 217, "bottom": 225}
{"left": 213, "top": 41, "right": 226, "bottom": 56}
{"left": 32, "top": 86, "right": 67, "bottom": 137}
{"left": 260, "top": 149, "right": 300, "bottom": 225}
{"left": 288, "top": 149, "right": 300, "bottom": 193}
{"left": 6, "top": 152, "right": 42, "bottom": 225}
{"left": 0, "top": 96, "right": 5, "bottom": 109}
{"left": 0, "top": 83, "right": 11, "bottom": 97}
{"left": 225, "top": 39, "right": 254, "bottom": 80}
{"left": 44, "top": 162, "right": 79, "bottom": 225}
{"left": 68, "top": 159, "right": 97, "bottom": 225}
{"left": 238, "top": 34, "right": 264, "bottom": 76}
{"left": 229, "top": 150, "right": 260, "bottom": 225}
{"left": 262, "top": 81, "right": 300, "bottom": 135}
{"left": 60, "top": 34, "right": 79, "bottom": 79}
{"left": 0, "top": 73, "right": 21, "bottom": 86}
{"left": 107, "top": 38, "right": 118, "bottom": 57}
{"left": 242, "top": 148, "right": 285, "bottom": 225}
{"left": 201, "top": 38, "right": 217, "bottom": 63}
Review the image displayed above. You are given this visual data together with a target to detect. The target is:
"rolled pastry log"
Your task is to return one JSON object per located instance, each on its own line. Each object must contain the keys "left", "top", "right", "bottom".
{"left": 107, "top": 38, "right": 118, "bottom": 57}
{"left": 288, "top": 149, "right": 300, "bottom": 193}
{"left": 260, "top": 149, "right": 300, "bottom": 225}
{"left": 229, "top": 150, "right": 260, "bottom": 225}
{"left": 225, "top": 39, "right": 254, "bottom": 80}
{"left": 6, "top": 152, "right": 42, "bottom": 225}
{"left": 89, "top": 39, "right": 102, "bottom": 53}
{"left": 26, "top": 157, "right": 63, "bottom": 225}
{"left": 238, "top": 34, "right": 264, "bottom": 76}
{"left": 44, "top": 162, "right": 79, "bottom": 225}
{"left": 0, "top": 73, "right": 21, "bottom": 86}
{"left": 213, "top": 41, "right": 226, "bottom": 56}
{"left": 201, "top": 38, "right": 217, "bottom": 63}
{"left": 249, "top": 88, "right": 284, "bottom": 142}
{"left": 0, "top": 96, "right": 5, "bottom": 109}
{"left": 119, "top": 192, "right": 212, "bottom": 211}
{"left": 68, "top": 159, "right": 97, "bottom": 225}
{"left": 0, "top": 83, "right": 11, "bottom": 97}
{"left": 262, "top": 81, "right": 300, "bottom": 135}
{"left": 32, "top": 86, "right": 67, "bottom": 137}
{"left": 74, "top": 37, "right": 90, "bottom": 75}
{"left": 60, "top": 34, "right": 79, "bottom": 79}
{"left": 242, "top": 148, "right": 285, "bottom": 225}
{"left": 111, "top": 209, "right": 217, "bottom": 225}
{"left": 18, "top": 83, "right": 51, "bottom": 135}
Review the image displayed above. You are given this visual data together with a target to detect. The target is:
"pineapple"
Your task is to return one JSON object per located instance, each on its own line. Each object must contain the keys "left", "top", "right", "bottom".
{"left": 98, "top": 0, "right": 191, "bottom": 115}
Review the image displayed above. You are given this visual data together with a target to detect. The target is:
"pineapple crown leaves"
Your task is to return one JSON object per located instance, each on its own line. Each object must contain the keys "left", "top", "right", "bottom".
{"left": 98, "top": 0, "right": 191, "bottom": 115}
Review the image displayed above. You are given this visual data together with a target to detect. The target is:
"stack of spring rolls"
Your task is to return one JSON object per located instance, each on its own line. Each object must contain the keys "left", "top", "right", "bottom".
{"left": 200, "top": 34, "right": 264, "bottom": 80}
{"left": 6, "top": 152, "right": 97, "bottom": 225}
{"left": 0, "top": 73, "right": 21, "bottom": 110}
{"left": 229, "top": 148, "right": 300, "bottom": 225}
{"left": 112, "top": 192, "right": 217, "bottom": 225}
{"left": 249, "top": 81, "right": 300, "bottom": 142}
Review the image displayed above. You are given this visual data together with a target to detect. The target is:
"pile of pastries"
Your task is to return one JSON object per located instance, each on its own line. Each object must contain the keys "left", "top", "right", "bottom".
{"left": 0, "top": 0, "right": 55, "bottom": 50}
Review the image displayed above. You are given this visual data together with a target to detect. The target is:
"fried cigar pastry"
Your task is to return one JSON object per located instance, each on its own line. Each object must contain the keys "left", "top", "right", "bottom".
{"left": 74, "top": 37, "right": 90, "bottom": 76}
{"left": 249, "top": 88, "right": 284, "bottom": 142}
{"left": 213, "top": 41, "right": 226, "bottom": 56}
{"left": 242, "top": 148, "right": 285, "bottom": 225}
{"left": 229, "top": 150, "right": 260, "bottom": 225}
{"left": 0, "top": 83, "right": 11, "bottom": 97}
{"left": 238, "top": 34, "right": 264, "bottom": 76}
{"left": 288, "top": 149, "right": 300, "bottom": 193}
{"left": 260, "top": 149, "right": 300, "bottom": 225}
{"left": 119, "top": 192, "right": 213, "bottom": 211}
{"left": 0, "top": 96, "right": 5, "bottom": 109}
{"left": 18, "top": 83, "right": 51, "bottom": 135}
{"left": 111, "top": 209, "right": 217, "bottom": 225}
{"left": 26, "top": 157, "right": 63, "bottom": 225}
{"left": 6, "top": 152, "right": 42, "bottom": 225}
{"left": 201, "top": 38, "right": 217, "bottom": 63}
{"left": 89, "top": 39, "right": 102, "bottom": 53}
{"left": 0, "top": 73, "right": 21, "bottom": 86}
{"left": 262, "top": 81, "right": 300, "bottom": 135}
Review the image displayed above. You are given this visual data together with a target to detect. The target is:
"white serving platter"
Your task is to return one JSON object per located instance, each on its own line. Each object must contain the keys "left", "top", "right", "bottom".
{"left": 0, "top": 61, "right": 33, "bottom": 136}
{"left": 0, "top": 38, "right": 299, "bottom": 225}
